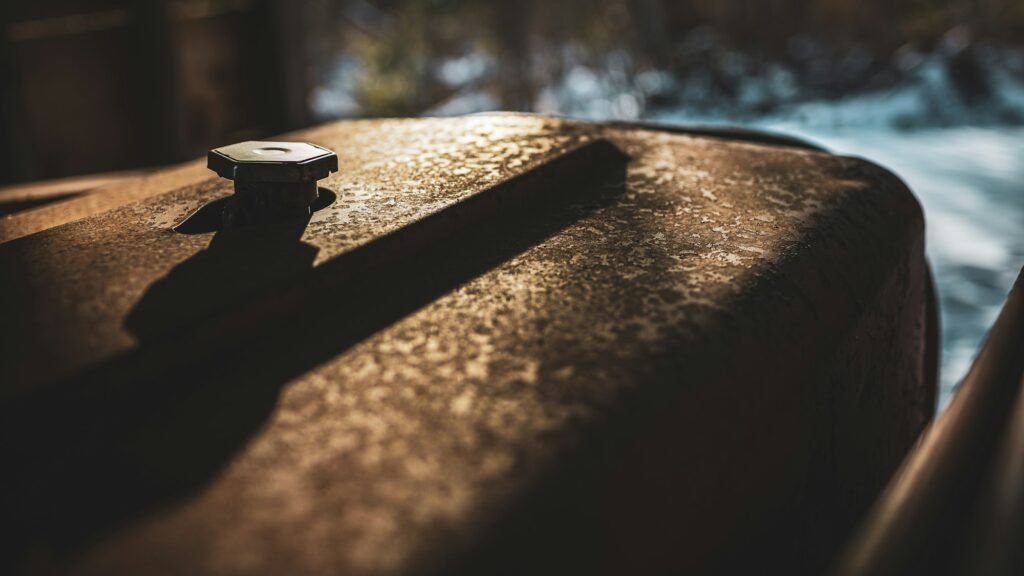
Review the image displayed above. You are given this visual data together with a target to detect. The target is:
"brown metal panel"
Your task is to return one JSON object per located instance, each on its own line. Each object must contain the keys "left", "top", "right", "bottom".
{"left": 0, "top": 114, "right": 933, "bottom": 575}
{"left": 0, "top": 169, "right": 143, "bottom": 216}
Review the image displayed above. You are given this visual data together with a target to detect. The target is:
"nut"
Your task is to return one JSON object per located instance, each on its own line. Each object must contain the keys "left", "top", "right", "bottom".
{"left": 208, "top": 141, "right": 338, "bottom": 226}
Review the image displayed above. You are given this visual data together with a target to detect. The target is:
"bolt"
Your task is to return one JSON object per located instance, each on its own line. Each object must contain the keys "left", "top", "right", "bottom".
{"left": 208, "top": 141, "right": 338, "bottom": 226}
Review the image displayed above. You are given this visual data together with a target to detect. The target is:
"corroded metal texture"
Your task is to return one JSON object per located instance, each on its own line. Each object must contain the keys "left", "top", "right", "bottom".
{"left": 0, "top": 114, "right": 934, "bottom": 575}
{"left": 0, "top": 169, "right": 148, "bottom": 217}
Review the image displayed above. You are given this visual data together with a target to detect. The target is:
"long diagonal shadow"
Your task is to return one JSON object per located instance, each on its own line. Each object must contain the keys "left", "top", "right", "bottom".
{"left": 0, "top": 140, "right": 628, "bottom": 568}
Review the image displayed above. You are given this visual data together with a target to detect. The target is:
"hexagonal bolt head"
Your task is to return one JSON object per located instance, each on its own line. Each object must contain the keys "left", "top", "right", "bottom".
{"left": 208, "top": 141, "right": 338, "bottom": 226}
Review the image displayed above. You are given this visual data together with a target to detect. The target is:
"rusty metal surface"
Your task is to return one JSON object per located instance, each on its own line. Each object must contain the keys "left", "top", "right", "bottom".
{"left": 0, "top": 117, "right": 604, "bottom": 390}
{"left": 0, "top": 169, "right": 150, "bottom": 217}
{"left": 0, "top": 160, "right": 208, "bottom": 242}
{"left": 0, "top": 113, "right": 933, "bottom": 575}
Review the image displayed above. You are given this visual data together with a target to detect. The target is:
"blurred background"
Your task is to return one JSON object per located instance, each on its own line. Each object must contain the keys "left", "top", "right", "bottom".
{"left": 1, "top": 0, "right": 1022, "bottom": 407}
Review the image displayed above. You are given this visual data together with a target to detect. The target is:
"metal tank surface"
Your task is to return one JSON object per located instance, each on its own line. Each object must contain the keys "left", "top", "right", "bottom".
{"left": 0, "top": 113, "right": 935, "bottom": 575}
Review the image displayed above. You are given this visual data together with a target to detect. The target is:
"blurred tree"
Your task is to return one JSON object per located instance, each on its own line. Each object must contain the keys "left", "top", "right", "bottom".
{"left": 626, "top": 0, "right": 671, "bottom": 68}
{"left": 491, "top": 0, "right": 532, "bottom": 110}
